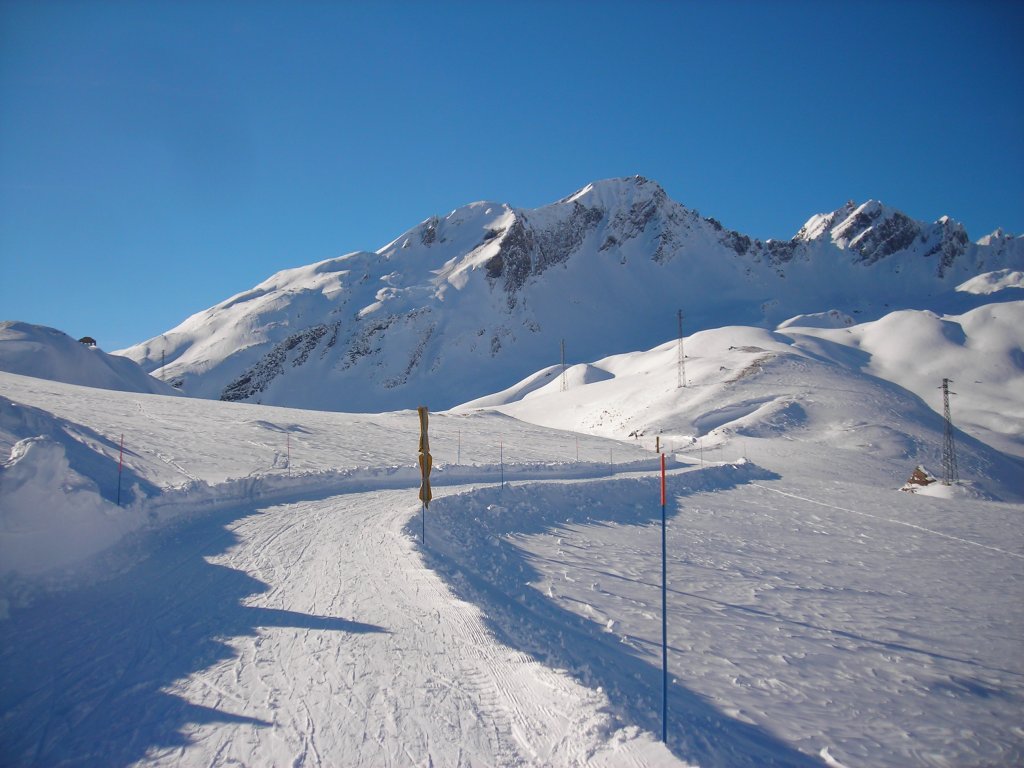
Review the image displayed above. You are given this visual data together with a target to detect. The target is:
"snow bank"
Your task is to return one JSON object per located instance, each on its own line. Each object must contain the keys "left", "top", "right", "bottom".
{"left": 138, "top": 460, "right": 655, "bottom": 528}
{"left": 0, "top": 437, "right": 136, "bottom": 576}
{"left": 0, "top": 423, "right": 669, "bottom": 581}
{"left": 417, "top": 460, "right": 769, "bottom": 553}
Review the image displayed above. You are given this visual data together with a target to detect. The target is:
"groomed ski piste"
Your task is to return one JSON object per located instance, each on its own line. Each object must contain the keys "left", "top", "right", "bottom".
{"left": 2, "top": 307, "right": 1023, "bottom": 767}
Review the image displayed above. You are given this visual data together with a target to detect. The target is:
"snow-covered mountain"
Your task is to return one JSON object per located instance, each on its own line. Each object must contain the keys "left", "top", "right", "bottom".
{"left": 118, "top": 176, "right": 1023, "bottom": 411}
{"left": 0, "top": 321, "right": 180, "bottom": 396}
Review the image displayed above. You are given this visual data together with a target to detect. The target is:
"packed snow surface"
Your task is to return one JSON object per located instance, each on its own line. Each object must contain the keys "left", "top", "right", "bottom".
{"left": 2, "top": 301, "right": 1022, "bottom": 766}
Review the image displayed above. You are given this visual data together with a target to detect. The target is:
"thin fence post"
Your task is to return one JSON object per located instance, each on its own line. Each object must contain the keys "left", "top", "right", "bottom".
{"left": 116, "top": 433, "right": 124, "bottom": 506}
{"left": 660, "top": 452, "right": 668, "bottom": 743}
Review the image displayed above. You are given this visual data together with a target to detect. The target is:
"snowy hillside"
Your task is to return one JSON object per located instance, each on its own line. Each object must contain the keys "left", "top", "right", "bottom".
{"left": 4, "top": 289, "right": 1024, "bottom": 765}
{"left": 0, "top": 321, "right": 180, "bottom": 396}
{"left": 459, "top": 302, "right": 1024, "bottom": 470}
{"left": 117, "top": 176, "right": 1024, "bottom": 412}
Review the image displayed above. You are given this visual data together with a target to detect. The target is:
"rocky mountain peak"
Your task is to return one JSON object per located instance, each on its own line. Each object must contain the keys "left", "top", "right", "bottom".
{"left": 116, "top": 177, "right": 1024, "bottom": 412}
{"left": 830, "top": 201, "right": 923, "bottom": 264}
{"left": 561, "top": 175, "right": 666, "bottom": 209}
{"left": 794, "top": 200, "right": 859, "bottom": 242}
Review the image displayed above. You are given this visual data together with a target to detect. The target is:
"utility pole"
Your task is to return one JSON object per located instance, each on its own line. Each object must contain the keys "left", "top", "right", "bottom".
{"left": 677, "top": 310, "right": 686, "bottom": 388}
{"left": 940, "top": 378, "right": 959, "bottom": 485}
{"left": 161, "top": 350, "right": 166, "bottom": 381}
{"left": 561, "top": 338, "right": 568, "bottom": 392}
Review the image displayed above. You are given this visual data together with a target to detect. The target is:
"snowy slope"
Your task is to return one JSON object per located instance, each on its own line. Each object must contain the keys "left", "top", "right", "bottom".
{"left": 117, "top": 176, "right": 1024, "bottom": 412}
{"left": 956, "top": 267, "right": 1024, "bottom": 294}
{"left": 0, "top": 321, "right": 180, "bottom": 396}
{"left": 783, "top": 301, "right": 1024, "bottom": 459}
{"left": 2, "top": 300, "right": 1022, "bottom": 765}
{"left": 456, "top": 302, "right": 1024, "bottom": 494}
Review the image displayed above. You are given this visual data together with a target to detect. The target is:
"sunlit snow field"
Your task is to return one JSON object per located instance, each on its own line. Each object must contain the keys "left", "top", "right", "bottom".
{"left": 2, "top": 305, "right": 1023, "bottom": 767}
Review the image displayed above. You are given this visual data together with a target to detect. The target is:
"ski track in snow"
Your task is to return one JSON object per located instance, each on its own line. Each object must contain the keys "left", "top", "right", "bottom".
{"left": 0, "top": 479, "right": 677, "bottom": 768}
{"left": 2, "top": 450, "right": 1021, "bottom": 766}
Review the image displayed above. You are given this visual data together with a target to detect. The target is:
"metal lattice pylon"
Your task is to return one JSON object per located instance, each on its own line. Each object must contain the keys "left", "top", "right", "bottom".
{"left": 940, "top": 378, "right": 958, "bottom": 485}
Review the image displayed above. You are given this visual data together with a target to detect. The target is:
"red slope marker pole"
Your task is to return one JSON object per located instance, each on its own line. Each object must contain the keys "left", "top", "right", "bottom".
{"left": 117, "top": 433, "right": 125, "bottom": 507}
{"left": 660, "top": 451, "right": 668, "bottom": 743}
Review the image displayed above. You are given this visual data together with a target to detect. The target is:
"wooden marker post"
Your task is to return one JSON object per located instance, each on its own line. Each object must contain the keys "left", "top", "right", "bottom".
{"left": 417, "top": 407, "right": 432, "bottom": 544}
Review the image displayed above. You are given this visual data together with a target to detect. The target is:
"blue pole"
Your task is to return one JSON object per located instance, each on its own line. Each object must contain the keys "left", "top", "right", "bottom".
{"left": 660, "top": 452, "right": 668, "bottom": 743}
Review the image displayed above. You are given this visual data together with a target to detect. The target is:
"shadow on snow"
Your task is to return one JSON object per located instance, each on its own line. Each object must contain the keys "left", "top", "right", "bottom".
{"left": 0, "top": 502, "right": 386, "bottom": 768}
{"left": 412, "top": 462, "right": 831, "bottom": 768}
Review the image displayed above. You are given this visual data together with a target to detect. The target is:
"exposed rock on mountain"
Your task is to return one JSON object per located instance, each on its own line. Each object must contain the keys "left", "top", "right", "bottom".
{"left": 117, "top": 176, "right": 1023, "bottom": 411}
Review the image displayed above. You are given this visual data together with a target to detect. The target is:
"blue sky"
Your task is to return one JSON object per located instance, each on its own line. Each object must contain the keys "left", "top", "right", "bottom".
{"left": 1, "top": 0, "right": 1021, "bottom": 350}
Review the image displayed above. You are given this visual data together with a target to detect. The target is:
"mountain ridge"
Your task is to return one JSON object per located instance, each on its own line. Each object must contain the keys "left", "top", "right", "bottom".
{"left": 116, "top": 176, "right": 1024, "bottom": 411}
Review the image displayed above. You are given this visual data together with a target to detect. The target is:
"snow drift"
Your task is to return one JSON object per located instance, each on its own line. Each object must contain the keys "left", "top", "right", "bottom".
{"left": 0, "top": 436, "right": 134, "bottom": 576}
